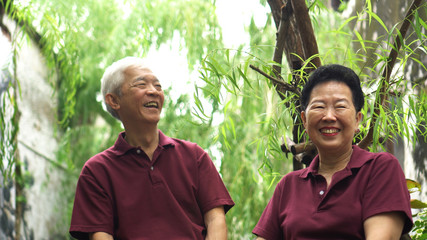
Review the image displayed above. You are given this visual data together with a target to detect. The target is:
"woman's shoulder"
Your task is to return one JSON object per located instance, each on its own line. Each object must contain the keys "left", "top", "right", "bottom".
{"left": 276, "top": 168, "right": 309, "bottom": 187}
{"left": 353, "top": 145, "right": 399, "bottom": 166}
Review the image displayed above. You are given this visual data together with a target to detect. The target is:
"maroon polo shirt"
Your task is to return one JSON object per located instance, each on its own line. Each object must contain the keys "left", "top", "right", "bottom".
{"left": 70, "top": 130, "right": 234, "bottom": 240}
{"left": 253, "top": 145, "right": 413, "bottom": 240}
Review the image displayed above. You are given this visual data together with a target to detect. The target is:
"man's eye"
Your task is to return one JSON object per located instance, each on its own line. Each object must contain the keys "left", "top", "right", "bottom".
{"left": 135, "top": 83, "right": 146, "bottom": 87}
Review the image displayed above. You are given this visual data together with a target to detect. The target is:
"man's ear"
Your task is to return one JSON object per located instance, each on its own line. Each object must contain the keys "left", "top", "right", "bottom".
{"left": 105, "top": 93, "right": 120, "bottom": 110}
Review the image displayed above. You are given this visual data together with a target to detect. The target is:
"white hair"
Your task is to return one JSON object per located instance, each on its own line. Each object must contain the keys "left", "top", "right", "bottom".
{"left": 100, "top": 57, "right": 150, "bottom": 120}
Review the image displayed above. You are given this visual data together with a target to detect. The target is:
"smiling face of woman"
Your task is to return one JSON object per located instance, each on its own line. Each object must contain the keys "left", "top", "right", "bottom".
{"left": 301, "top": 81, "right": 362, "bottom": 155}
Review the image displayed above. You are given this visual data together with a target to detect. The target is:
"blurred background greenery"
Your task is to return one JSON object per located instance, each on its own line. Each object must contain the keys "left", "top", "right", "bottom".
{"left": 1, "top": 0, "right": 426, "bottom": 239}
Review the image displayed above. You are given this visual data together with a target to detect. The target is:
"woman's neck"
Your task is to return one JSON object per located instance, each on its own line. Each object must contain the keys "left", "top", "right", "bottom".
{"left": 317, "top": 147, "right": 353, "bottom": 175}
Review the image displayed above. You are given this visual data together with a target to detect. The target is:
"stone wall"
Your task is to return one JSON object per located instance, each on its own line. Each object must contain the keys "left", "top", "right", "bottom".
{"left": 1, "top": 16, "right": 66, "bottom": 239}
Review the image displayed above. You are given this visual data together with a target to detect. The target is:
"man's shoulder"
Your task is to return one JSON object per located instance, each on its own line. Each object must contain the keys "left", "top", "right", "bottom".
{"left": 161, "top": 134, "right": 202, "bottom": 151}
{"left": 170, "top": 137, "right": 198, "bottom": 147}
{"left": 84, "top": 146, "right": 116, "bottom": 168}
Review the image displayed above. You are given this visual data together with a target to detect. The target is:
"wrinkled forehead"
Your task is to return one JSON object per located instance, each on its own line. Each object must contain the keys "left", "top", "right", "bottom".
{"left": 123, "top": 65, "right": 159, "bottom": 81}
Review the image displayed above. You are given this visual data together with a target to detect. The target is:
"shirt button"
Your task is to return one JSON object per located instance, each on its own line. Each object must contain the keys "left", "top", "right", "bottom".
{"left": 136, "top": 149, "right": 141, "bottom": 154}
{"left": 150, "top": 166, "right": 154, "bottom": 171}
{"left": 319, "top": 190, "right": 325, "bottom": 195}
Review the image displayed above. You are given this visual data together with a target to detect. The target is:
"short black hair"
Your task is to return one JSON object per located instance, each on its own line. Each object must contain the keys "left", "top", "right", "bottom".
{"left": 300, "top": 64, "right": 365, "bottom": 112}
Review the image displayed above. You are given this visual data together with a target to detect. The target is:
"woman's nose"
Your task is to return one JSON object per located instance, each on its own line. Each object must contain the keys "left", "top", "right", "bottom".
{"left": 322, "top": 107, "right": 336, "bottom": 121}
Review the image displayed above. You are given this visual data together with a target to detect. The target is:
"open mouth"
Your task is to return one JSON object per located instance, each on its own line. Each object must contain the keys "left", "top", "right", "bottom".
{"left": 144, "top": 101, "right": 158, "bottom": 108}
{"left": 320, "top": 128, "right": 340, "bottom": 134}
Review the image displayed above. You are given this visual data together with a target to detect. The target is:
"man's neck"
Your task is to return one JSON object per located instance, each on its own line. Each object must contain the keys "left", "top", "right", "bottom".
{"left": 123, "top": 124, "right": 159, "bottom": 150}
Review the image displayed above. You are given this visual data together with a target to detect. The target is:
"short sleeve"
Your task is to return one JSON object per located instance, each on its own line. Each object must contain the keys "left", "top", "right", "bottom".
{"left": 196, "top": 148, "right": 234, "bottom": 214}
{"left": 69, "top": 166, "right": 114, "bottom": 239}
{"left": 252, "top": 180, "right": 284, "bottom": 240}
{"left": 362, "top": 153, "right": 413, "bottom": 234}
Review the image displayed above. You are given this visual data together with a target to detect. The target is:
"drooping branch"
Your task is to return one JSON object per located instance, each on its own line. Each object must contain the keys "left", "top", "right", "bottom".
{"left": 269, "top": 0, "right": 320, "bottom": 88}
{"left": 249, "top": 64, "right": 301, "bottom": 97}
{"left": 262, "top": 0, "right": 322, "bottom": 169}
{"left": 358, "top": 0, "right": 423, "bottom": 149}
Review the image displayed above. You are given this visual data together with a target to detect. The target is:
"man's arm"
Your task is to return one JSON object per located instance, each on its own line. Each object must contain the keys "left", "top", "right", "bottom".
{"left": 204, "top": 206, "right": 227, "bottom": 240}
{"left": 363, "top": 211, "right": 405, "bottom": 240}
{"left": 89, "top": 232, "right": 114, "bottom": 240}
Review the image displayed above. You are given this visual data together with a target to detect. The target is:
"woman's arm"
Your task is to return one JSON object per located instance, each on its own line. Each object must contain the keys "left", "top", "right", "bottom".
{"left": 90, "top": 232, "right": 114, "bottom": 240}
{"left": 364, "top": 211, "right": 405, "bottom": 240}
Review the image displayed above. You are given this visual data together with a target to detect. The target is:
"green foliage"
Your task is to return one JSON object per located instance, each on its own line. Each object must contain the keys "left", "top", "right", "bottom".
{"left": 196, "top": 1, "right": 427, "bottom": 237}
{"left": 412, "top": 209, "right": 427, "bottom": 240}
{"left": 3, "top": 0, "right": 227, "bottom": 237}
{"left": 0, "top": 64, "right": 15, "bottom": 180}
{"left": 196, "top": 44, "right": 295, "bottom": 237}
{"left": 0, "top": 40, "right": 19, "bottom": 180}
{"left": 3, "top": 0, "right": 427, "bottom": 238}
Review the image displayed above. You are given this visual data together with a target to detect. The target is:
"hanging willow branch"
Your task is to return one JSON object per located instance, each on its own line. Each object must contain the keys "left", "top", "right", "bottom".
{"left": 257, "top": 0, "right": 424, "bottom": 169}
{"left": 262, "top": 0, "right": 321, "bottom": 105}
{"left": 249, "top": 64, "right": 301, "bottom": 97}
{"left": 358, "top": 0, "right": 423, "bottom": 149}
{"left": 257, "top": 0, "right": 322, "bottom": 169}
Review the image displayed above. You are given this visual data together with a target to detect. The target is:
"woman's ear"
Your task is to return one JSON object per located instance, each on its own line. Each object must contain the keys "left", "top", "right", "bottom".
{"left": 301, "top": 111, "right": 307, "bottom": 129}
{"left": 355, "top": 111, "right": 363, "bottom": 133}
{"left": 356, "top": 111, "right": 363, "bottom": 125}
{"left": 105, "top": 93, "right": 120, "bottom": 110}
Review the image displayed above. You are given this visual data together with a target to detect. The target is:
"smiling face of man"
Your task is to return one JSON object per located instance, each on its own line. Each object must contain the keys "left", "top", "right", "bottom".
{"left": 301, "top": 80, "right": 362, "bottom": 155}
{"left": 110, "top": 65, "right": 165, "bottom": 127}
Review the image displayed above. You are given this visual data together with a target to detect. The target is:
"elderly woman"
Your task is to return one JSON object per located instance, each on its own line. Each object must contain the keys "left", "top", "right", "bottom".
{"left": 253, "top": 64, "right": 413, "bottom": 239}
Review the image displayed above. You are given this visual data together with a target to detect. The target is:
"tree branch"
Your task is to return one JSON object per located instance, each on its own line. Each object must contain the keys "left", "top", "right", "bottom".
{"left": 358, "top": 0, "right": 422, "bottom": 149}
{"left": 290, "top": 0, "right": 321, "bottom": 69}
{"left": 249, "top": 64, "right": 301, "bottom": 97}
{"left": 267, "top": 0, "right": 283, "bottom": 29}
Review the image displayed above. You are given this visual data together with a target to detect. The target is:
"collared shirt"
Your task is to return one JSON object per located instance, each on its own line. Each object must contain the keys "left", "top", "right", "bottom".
{"left": 253, "top": 145, "right": 413, "bottom": 240}
{"left": 70, "top": 130, "right": 234, "bottom": 240}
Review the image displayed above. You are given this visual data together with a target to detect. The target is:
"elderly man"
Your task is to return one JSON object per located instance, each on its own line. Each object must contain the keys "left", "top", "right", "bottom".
{"left": 69, "top": 57, "right": 235, "bottom": 240}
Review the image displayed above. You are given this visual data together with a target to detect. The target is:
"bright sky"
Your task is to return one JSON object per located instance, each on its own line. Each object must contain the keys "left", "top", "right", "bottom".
{"left": 144, "top": 0, "right": 270, "bottom": 166}
{"left": 146, "top": 0, "right": 269, "bottom": 100}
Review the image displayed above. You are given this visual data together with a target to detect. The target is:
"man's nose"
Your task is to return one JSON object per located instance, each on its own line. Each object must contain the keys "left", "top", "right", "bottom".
{"left": 147, "top": 84, "right": 159, "bottom": 94}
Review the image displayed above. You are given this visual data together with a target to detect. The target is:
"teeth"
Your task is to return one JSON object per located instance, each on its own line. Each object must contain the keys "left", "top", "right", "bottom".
{"left": 321, "top": 129, "right": 339, "bottom": 134}
{"left": 144, "top": 102, "right": 158, "bottom": 108}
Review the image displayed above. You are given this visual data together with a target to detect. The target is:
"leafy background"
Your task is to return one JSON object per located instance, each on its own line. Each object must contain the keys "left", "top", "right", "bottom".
{"left": 1, "top": 0, "right": 426, "bottom": 239}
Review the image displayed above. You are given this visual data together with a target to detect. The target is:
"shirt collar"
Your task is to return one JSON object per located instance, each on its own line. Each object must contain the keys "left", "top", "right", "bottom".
{"left": 299, "top": 145, "right": 375, "bottom": 179}
{"left": 111, "top": 130, "right": 175, "bottom": 156}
